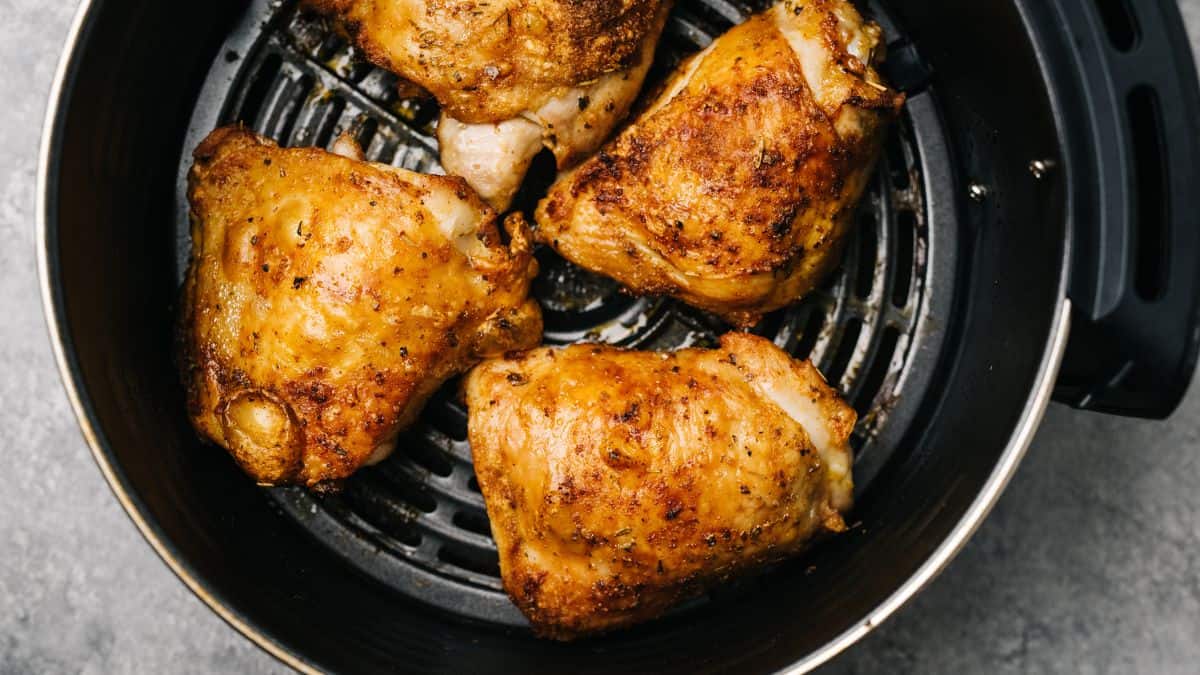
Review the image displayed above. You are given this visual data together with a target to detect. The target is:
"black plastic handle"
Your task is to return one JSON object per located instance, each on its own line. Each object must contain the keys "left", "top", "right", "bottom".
{"left": 1032, "top": 0, "right": 1200, "bottom": 419}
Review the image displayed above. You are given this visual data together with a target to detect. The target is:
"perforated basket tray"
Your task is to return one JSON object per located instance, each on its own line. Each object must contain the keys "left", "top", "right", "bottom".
{"left": 174, "top": 0, "right": 957, "bottom": 626}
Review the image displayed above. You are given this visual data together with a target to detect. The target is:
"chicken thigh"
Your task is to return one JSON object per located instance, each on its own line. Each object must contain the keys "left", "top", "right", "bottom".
{"left": 304, "top": 0, "right": 671, "bottom": 210}
{"left": 536, "top": 0, "right": 903, "bottom": 327}
{"left": 464, "top": 332, "right": 855, "bottom": 639}
{"left": 180, "top": 126, "right": 541, "bottom": 488}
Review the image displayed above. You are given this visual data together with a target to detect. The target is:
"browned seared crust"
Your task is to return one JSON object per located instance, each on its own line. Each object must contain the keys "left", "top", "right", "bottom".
{"left": 181, "top": 126, "right": 541, "bottom": 487}
{"left": 465, "top": 332, "right": 856, "bottom": 639}
{"left": 535, "top": 0, "right": 904, "bottom": 327}
{"left": 303, "top": 0, "right": 665, "bottom": 122}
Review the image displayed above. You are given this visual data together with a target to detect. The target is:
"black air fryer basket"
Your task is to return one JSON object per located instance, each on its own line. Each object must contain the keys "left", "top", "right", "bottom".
{"left": 39, "top": 0, "right": 1200, "bottom": 672}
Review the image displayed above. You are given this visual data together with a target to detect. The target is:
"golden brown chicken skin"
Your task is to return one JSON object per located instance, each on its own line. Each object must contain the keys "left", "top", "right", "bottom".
{"left": 304, "top": 0, "right": 671, "bottom": 211}
{"left": 305, "top": 0, "right": 663, "bottom": 122}
{"left": 536, "top": 0, "right": 904, "bottom": 327}
{"left": 464, "top": 332, "right": 855, "bottom": 639}
{"left": 180, "top": 126, "right": 541, "bottom": 488}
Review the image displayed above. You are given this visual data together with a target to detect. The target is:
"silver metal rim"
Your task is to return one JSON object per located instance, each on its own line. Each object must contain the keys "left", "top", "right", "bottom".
{"left": 36, "top": 1, "right": 1074, "bottom": 672}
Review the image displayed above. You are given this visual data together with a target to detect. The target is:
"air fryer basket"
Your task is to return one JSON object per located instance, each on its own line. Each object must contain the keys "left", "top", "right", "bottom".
{"left": 39, "top": 0, "right": 1200, "bottom": 672}
{"left": 176, "top": 0, "right": 955, "bottom": 625}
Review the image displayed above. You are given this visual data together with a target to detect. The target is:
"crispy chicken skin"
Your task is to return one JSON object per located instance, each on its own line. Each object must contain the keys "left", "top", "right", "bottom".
{"left": 536, "top": 0, "right": 904, "bottom": 327}
{"left": 180, "top": 126, "right": 541, "bottom": 488}
{"left": 304, "top": 0, "right": 671, "bottom": 210}
{"left": 464, "top": 332, "right": 855, "bottom": 639}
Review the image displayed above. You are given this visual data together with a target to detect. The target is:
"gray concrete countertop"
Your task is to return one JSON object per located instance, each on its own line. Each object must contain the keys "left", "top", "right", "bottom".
{"left": 3, "top": 1, "right": 1199, "bottom": 673}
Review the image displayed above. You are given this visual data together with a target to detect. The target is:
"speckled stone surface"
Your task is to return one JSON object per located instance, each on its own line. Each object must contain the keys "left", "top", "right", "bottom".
{"left": 2, "top": 1, "right": 1199, "bottom": 673}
